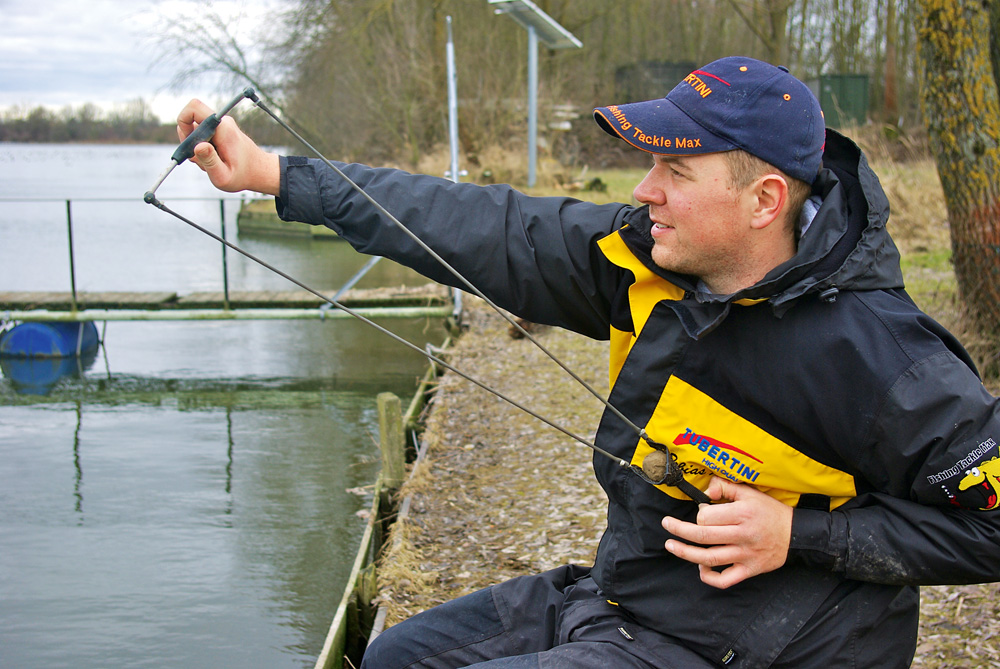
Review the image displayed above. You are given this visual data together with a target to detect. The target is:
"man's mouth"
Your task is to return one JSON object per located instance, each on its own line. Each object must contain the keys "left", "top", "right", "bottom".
{"left": 651, "top": 221, "right": 673, "bottom": 237}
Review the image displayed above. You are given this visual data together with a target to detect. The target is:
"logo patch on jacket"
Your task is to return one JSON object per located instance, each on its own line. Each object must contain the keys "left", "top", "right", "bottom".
{"left": 674, "top": 428, "right": 763, "bottom": 483}
{"left": 928, "top": 438, "right": 998, "bottom": 510}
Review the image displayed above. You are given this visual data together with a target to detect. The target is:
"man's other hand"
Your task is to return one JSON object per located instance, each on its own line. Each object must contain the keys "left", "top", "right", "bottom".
{"left": 661, "top": 476, "right": 793, "bottom": 589}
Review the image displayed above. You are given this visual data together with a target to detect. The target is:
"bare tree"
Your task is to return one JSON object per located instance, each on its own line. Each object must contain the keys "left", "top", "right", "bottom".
{"left": 151, "top": 3, "right": 332, "bottom": 150}
{"left": 726, "top": 0, "right": 795, "bottom": 64}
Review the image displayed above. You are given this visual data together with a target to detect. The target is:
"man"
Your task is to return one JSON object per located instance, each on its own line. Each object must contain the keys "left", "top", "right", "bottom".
{"left": 178, "top": 57, "right": 1000, "bottom": 667}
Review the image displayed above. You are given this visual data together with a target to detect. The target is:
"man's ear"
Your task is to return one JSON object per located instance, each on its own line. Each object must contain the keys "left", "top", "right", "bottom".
{"left": 749, "top": 174, "right": 788, "bottom": 230}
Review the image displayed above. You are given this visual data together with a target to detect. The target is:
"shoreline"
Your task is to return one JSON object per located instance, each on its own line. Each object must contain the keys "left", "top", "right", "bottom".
{"left": 375, "top": 297, "right": 609, "bottom": 626}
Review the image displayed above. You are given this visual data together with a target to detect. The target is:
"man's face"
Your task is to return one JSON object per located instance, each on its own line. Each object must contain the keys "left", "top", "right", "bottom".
{"left": 633, "top": 152, "right": 754, "bottom": 294}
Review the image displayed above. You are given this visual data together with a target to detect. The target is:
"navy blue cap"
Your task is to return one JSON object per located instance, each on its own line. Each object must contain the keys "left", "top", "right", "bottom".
{"left": 594, "top": 57, "right": 825, "bottom": 183}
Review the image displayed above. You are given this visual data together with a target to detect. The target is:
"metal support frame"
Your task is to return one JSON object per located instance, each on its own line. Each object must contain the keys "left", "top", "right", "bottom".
{"left": 488, "top": 0, "right": 581, "bottom": 188}
{"left": 527, "top": 25, "right": 538, "bottom": 187}
{"left": 66, "top": 200, "right": 78, "bottom": 312}
{"left": 4, "top": 306, "right": 456, "bottom": 323}
{"left": 445, "top": 15, "right": 465, "bottom": 320}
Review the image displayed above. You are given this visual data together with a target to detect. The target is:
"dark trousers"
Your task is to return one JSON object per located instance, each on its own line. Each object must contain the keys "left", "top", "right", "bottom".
{"left": 360, "top": 565, "right": 714, "bottom": 669}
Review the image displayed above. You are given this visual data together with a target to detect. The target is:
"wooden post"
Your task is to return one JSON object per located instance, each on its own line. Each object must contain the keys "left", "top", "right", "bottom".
{"left": 377, "top": 392, "right": 405, "bottom": 489}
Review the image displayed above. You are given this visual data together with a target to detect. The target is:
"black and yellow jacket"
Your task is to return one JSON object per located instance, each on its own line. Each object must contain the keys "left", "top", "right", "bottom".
{"left": 278, "top": 130, "right": 1000, "bottom": 667}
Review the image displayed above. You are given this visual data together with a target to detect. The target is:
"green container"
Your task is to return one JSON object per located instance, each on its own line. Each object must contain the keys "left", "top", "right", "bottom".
{"left": 615, "top": 61, "right": 697, "bottom": 102}
{"left": 808, "top": 74, "right": 870, "bottom": 128}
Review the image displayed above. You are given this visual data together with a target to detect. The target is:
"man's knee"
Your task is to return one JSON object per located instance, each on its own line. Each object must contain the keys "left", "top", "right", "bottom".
{"left": 359, "top": 626, "right": 399, "bottom": 669}
{"left": 360, "top": 587, "right": 507, "bottom": 668}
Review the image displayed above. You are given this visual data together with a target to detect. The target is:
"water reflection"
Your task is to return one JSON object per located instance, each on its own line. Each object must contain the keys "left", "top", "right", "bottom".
{"left": 0, "top": 377, "right": 412, "bottom": 667}
{"left": 0, "top": 345, "right": 100, "bottom": 395}
{"left": 59, "top": 398, "right": 248, "bottom": 527}
{"left": 72, "top": 400, "right": 83, "bottom": 518}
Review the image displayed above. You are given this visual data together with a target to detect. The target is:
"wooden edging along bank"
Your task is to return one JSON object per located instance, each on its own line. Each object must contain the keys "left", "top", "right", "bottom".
{"left": 313, "top": 333, "right": 452, "bottom": 669}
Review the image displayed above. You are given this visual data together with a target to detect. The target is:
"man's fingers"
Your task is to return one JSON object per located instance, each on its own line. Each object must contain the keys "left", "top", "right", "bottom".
{"left": 704, "top": 475, "right": 739, "bottom": 503}
{"left": 177, "top": 99, "right": 214, "bottom": 126}
{"left": 697, "top": 563, "right": 752, "bottom": 590}
{"left": 664, "top": 535, "right": 757, "bottom": 590}
{"left": 176, "top": 99, "right": 215, "bottom": 140}
{"left": 662, "top": 515, "right": 741, "bottom": 546}
{"left": 665, "top": 538, "right": 741, "bottom": 567}
{"left": 661, "top": 476, "right": 793, "bottom": 589}
{"left": 190, "top": 142, "right": 238, "bottom": 191}
{"left": 695, "top": 499, "right": 751, "bottom": 528}
{"left": 192, "top": 141, "right": 219, "bottom": 170}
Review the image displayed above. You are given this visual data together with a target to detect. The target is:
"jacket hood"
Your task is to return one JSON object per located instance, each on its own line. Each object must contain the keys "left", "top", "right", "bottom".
{"left": 617, "top": 129, "right": 904, "bottom": 335}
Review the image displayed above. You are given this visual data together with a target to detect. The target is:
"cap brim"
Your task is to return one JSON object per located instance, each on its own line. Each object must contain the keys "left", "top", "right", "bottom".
{"left": 594, "top": 98, "right": 736, "bottom": 155}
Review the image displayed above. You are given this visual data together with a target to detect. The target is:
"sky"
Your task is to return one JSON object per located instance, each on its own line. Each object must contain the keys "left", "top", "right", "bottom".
{"left": 0, "top": 0, "right": 280, "bottom": 123}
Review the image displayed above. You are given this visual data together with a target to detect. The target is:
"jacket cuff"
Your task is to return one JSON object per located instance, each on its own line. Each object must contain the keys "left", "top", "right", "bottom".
{"left": 275, "top": 156, "right": 324, "bottom": 225}
{"left": 789, "top": 508, "right": 845, "bottom": 571}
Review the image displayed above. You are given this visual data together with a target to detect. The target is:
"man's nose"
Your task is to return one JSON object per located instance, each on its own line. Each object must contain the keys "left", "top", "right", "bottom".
{"left": 633, "top": 169, "right": 662, "bottom": 205}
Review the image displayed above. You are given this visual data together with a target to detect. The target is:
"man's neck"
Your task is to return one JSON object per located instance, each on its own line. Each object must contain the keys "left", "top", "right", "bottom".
{"left": 701, "top": 235, "right": 796, "bottom": 296}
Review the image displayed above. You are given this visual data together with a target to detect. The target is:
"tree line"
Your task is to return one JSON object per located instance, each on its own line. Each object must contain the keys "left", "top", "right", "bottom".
{"left": 152, "top": 0, "right": 921, "bottom": 168}
{"left": 151, "top": 0, "right": 1000, "bottom": 365}
{"left": 0, "top": 99, "right": 174, "bottom": 144}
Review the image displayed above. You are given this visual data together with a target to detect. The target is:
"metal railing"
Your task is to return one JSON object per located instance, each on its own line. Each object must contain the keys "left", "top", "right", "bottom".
{"left": 0, "top": 196, "right": 461, "bottom": 323}
{"left": 1, "top": 196, "right": 242, "bottom": 311}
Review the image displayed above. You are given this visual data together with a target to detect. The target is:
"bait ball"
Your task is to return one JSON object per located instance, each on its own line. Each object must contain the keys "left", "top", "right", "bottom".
{"left": 642, "top": 450, "right": 668, "bottom": 482}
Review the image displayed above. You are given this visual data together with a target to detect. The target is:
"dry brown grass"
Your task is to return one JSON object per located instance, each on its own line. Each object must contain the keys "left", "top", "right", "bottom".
{"left": 375, "top": 300, "right": 608, "bottom": 626}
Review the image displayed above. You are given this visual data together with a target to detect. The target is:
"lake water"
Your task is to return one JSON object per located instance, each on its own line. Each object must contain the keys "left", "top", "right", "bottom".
{"left": 0, "top": 143, "right": 447, "bottom": 667}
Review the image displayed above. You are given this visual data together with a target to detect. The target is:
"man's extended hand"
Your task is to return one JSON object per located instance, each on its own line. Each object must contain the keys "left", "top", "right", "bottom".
{"left": 661, "top": 476, "right": 792, "bottom": 589}
{"left": 176, "top": 99, "right": 281, "bottom": 196}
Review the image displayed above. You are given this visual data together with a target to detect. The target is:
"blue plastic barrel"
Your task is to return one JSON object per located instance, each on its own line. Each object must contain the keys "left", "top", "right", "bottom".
{"left": 0, "top": 322, "right": 99, "bottom": 358}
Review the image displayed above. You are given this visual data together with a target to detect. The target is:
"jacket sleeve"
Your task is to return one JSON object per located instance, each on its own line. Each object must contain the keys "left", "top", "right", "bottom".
{"left": 274, "top": 156, "right": 630, "bottom": 340}
{"left": 791, "top": 350, "right": 1000, "bottom": 585}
